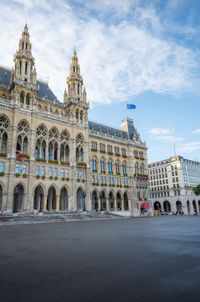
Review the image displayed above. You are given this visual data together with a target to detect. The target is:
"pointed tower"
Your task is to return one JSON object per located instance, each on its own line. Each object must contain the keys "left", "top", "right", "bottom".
{"left": 67, "top": 50, "right": 83, "bottom": 100}
{"left": 13, "top": 24, "right": 37, "bottom": 86}
{"left": 64, "top": 50, "right": 89, "bottom": 123}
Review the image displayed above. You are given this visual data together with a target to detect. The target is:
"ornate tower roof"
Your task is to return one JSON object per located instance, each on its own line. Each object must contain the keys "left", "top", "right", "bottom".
{"left": 13, "top": 24, "right": 37, "bottom": 88}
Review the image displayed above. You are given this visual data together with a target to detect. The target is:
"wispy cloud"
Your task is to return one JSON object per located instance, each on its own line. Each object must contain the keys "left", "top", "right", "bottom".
{"left": 192, "top": 129, "right": 200, "bottom": 134}
{"left": 148, "top": 128, "right": 172, "bottom": 135}
{"left": 148, "top": 127, "right": 183, "bottom": 142}
{"left": 156, "top": 135, "right": 183, "bottom": 143}
{"left": 0, "top": 1, "right": 199, "bottom": 105}
{"left": 178, "top": 142, "right": 200, "bottom": 152}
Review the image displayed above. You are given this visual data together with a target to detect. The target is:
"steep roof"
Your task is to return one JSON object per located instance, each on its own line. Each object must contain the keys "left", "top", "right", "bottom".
{"left": 0, "top": 65, "right": 58, "bottom": 102}
{"left": 88, "top": 121, "right": 128, "bottom": 140}
{"left": 0, "top": 66, "right": 11, "bottom": 85}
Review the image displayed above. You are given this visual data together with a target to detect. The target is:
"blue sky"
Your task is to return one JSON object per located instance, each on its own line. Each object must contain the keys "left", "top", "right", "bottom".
{"left": 0, "top": 0, "right": 200, "bottom": 163}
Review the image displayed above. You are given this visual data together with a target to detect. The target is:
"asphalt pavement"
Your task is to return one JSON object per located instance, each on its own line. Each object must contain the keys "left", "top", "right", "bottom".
{"left": 0, "top": 216, "right": 200, "bottom": 302}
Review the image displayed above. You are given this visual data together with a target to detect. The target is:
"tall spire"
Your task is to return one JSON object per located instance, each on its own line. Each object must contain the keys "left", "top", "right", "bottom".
{"left": 67, "top": 50, "right": 83, "bottom": 100}
{"left": 13, "top": 24, "right": 36, "bottom": 84}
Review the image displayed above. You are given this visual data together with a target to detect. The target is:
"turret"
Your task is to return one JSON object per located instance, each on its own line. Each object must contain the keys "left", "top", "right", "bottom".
{"left": 67, "top": 50, "right": 83, "bottom": 101}
{"left": 13, "top": 24, "right": 37, "bottom": 85}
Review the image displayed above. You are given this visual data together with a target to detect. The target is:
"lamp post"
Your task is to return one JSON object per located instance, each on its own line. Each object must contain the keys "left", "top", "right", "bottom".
{"left": 39, "top": 189, "right": 44, "bottom": 212}
{"left": 82, "top": 191, "right": 87, "bottom": 212}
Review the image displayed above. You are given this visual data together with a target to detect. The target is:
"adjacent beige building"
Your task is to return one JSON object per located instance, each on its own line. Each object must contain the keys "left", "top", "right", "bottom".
{"left": 0, "top": 25, "right": 151, "bottom": 216}
{"left": 148, "top": 156, "right": 200, "bottom": 215}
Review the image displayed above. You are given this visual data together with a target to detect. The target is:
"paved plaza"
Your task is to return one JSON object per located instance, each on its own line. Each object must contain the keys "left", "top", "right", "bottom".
{"left": 0, "top": 216, "right": 200, "bottom": 302}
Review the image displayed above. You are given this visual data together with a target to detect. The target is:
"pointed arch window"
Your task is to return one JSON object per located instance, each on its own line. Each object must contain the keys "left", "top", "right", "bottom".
{"left": 25, "top": 62, "right": 28, "bottom": 75}
{"left": 20, "top": 92, "right": 25, "bottom": 106}
{"left": 0, "top": 115, "right": 9, "bottom": 153}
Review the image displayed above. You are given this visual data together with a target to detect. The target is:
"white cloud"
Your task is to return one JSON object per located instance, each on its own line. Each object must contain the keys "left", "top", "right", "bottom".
{"left": 149, "top": 128, "right": 172, "bottom": 135}
{"left": 0, "top": 1, "right": 199, "bottom": 105}
{"left": 178, "top": 142, "right": 200, "bottom": 152}
{"left": 192, "top": 129, "right": 200, "bottom": 134}
{"left": 156, "top": 135, "right": 183, "bottom": 143}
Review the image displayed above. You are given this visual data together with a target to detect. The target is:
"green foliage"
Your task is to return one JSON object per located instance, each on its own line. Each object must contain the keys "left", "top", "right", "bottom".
{"left": 193, "top": 184, "right": 200, "bottom": 196}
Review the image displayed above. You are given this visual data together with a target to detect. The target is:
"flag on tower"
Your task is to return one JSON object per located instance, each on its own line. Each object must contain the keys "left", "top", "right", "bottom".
{"left": 127, "top": 104, "right": 136, "bottom": 109}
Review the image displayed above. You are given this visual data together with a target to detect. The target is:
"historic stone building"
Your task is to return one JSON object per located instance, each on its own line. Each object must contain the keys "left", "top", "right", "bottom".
{"left": 0, "top": 25, "right": 150, "bottom": 216}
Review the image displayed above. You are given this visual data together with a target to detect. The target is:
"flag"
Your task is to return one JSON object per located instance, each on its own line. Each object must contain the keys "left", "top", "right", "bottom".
{"left": 127, "top": 104, "right": 136, "bottom": 109}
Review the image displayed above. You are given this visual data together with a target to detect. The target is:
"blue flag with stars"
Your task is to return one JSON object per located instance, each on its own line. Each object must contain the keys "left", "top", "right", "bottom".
{"left": 127, "top": 104, "right": 136, "bottom": 109}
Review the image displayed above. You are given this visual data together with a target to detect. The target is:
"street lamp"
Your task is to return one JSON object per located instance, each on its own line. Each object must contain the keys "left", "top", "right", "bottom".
{"left": 39, "top": 189, "right": 44, "bottom": 212}
{"left": 82, "top": 191, "right": 87, "bottom": 212}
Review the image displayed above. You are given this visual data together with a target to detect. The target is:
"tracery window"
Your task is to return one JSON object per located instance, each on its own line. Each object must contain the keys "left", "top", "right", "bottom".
{"left": 60, "top": 130, "right": 70, "bottom": 162}
{"left": 48, "top": 127, "right": 59, "bottom": 161}
{"left": 0, "top": 115, "right": 9, "bottom": 153}
{"left": 16, "top": 120, "right": 29, "bottom": 154}
{"left": 76, "top": 133, "right": 84, "bottom": 163}
{"left": 35, "top": 124, "right": 47, "bottom": 159}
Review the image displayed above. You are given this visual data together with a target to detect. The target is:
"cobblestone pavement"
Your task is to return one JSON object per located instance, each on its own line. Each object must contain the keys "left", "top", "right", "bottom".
{"left": 0, "top": 216, "right": 200, "bottom": 302}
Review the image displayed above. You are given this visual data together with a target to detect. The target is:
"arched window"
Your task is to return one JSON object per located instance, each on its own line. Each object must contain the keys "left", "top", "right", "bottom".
{"left": 25, "top": 62, "right": 28, "bottom": 75}
{"left": 26, "top": 94, "right": 30, "bottom": 107}
{"left": 100, "top": 159, "right": 105, "bottom": 172}
{"left": 48, "top": 127, "right": 59, "bottom": 161}
{"left": 80, "top": 111, "right": 83, "bottom": 122}
{"left": 35, "top": 124, "right": 47, "bottom": 159}
{"left": 0, "top": 115, "right": 9, "bottom": 153}
{"left": 76, "top": 109, "right": 79, "bottom": 122}
{"left": 20, "top": 91, "right": 25, "bottom": 106}
{"left": 16, "top": 120, "right": 30, "bottom": 155}
{"left": 92, "top": 159, "right": 97, "bottom": 170}
{"left": 135, "top": 162, "right": 139, "bottom": 175}
{"left": 115, "top": 162, "right": 119, "bottom": 174}
{"left": 60, "top": 130, "right": 70, "bottom": 163}
{"left": 76, "top": 133, "right": 84, "bottom": 163}
{"left": 20, "top": 60, "right": 22, "bottom": 75}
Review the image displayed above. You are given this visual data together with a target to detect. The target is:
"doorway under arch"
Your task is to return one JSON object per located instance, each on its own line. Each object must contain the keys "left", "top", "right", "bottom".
{"left": 47, "top": 186, "right": 56, "bottom": 211}
{"left": 108, "top": 191, "right": 114, "bottom": 210}
{"left": 124, "top": 192, "right": 129, "bottom": 210}
{"left": 77, "top": 188, "right": 84, "bottom": 211}
{"left": 176, "top": 200, "right": 182, "bottom": 213}
{"left": 100, "top": 191, "right": 106, "bottom": 211}
{"left": 13, "top": 184, "right": 24, "bottom": 213}
{"left": 187, "top": 200, "right": 190, "bottom": 215}
{"left": 33, "top": 185, "right": 44, "bottom": 211}
{"left": 154, "top": 201, "right": 161, "bottom": 211}
{"left": 163, "top": 200, "right": 171, "bottom": 213}
{"left": 60, "top": 187, "right": 68, "bottom": 211}
{"left": 92, "top": 191, "right": 98, "bottom": 210}
{"left": 116, "top": 192, "right": 121, "bottom": 210}
{"left": 193, "top": 200, "right": 197, "bottom": 214}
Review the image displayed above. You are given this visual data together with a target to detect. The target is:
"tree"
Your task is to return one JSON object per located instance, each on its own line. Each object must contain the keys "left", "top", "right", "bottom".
{"left": 193, "top": 184, "right": 200, "bottom": 196}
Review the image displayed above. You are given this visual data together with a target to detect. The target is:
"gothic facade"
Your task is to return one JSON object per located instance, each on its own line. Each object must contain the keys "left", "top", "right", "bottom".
{"left": 0, "top": 25, "right": 150, "bottom": 216}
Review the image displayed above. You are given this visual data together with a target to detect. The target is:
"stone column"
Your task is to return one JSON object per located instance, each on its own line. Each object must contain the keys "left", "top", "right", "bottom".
{"left": 43, "top": 195, "right": 47, "bottom": 211}
{"left": 121, "top": 199, "right": 124, "bottom": 211}
{"left": 56, "top": 195, "right": 60, "bottom": 211}
{"left": 114, "top": 199, "right": 117, "bottom": 211}
{"left": 98, "top": 198, "right": 101, "bottom": 211}
{"left": 106, "top": 199, "right": 109, "bottom": 211}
